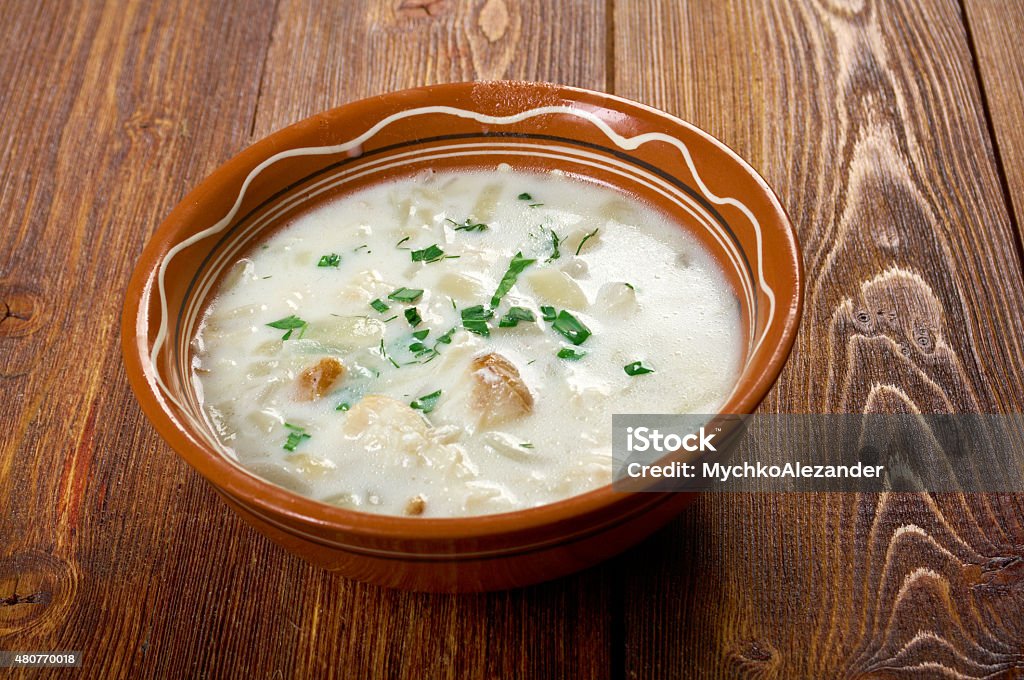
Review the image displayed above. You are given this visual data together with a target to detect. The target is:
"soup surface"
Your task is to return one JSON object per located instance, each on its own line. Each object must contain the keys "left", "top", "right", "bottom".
{"left": 192, "top": 167, "right": 743, "bottom": 516}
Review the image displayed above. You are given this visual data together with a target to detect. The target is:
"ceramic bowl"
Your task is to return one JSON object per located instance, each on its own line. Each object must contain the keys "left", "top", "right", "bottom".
{"left": 122, "top": 81, "right": 802, "bottom": 592}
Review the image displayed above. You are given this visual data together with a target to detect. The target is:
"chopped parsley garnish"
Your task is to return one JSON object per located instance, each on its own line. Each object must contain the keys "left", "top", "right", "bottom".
{"left": 411, "top": 244, "right": 446, "bottom": 263}
{"left": 396, "top": 236, "right": 411, "bottom": 249}
{"left": 404, "top": 307, "right": 422, "bottom": 327}
{"left": 317, "top": 253, "right": 341, "bottom": 267}
{"left": 557, "top": 347, "right": 586, "bottom": 360}
{"left": 546, "top": 229, "right": 562, "bottom": 262}
{"left": 382, "top": 315, "right": 398, "bottom": 322}
{"left": 552, "top": 310, "right": 592, "bottom": 345}
{"left": 388, "top": 287, "right": 424, "bottom": 303}
{"left": 336, "top": 402, "right": 350, "bottom": 412}
{"left": 405, "top": 351, "right": 439, "bottom": 365}
{"left": 498, "top": 306, "right": 536, "bottom": 328}
{"left": 434, "top": 327, "right": 456, "bottom": 345}
{"left": 446, "top": 217, "right": 488, "bottom": 232}
{"left": 282, "top": 423, "right": 311, "bottom": 451}
{"left": 575, "top": 228, "right": 600, "bottom": 256}
{"left": 354, "top": 244, "right": 369, "bottom": 252}
{"left": 412, "top": 329, "right": 430, "bottom": 340}
{"left": 491, "top": 252, "right": 536, "bottom": 307}
{"left": 370, "top": 298, "right": 390, "bottom": 313}
{"left": 518, "top": 192, "right": 532, "bottom": 201}
{"left": 461, "top": 305, "right": 494, "bottom": 336}
{"left": 540, "top": 305, "right": 557, "bottom": 322}
{"left": 410, "top": 389, "right": 442, "bottom": 413}
{"left": 266, "top": 314, "right": 308, "bottom": 340}
{"left": 379, "top": 339, "right": 400, "bottom": 368}
{"left": 521, "top": 442, "right": 535, "bottom": 449}
{"left": 624, "top": 361, "right": 655, "bottom": 376}
{"left": 624, "top": 282, "right": 635, "bottom": 290}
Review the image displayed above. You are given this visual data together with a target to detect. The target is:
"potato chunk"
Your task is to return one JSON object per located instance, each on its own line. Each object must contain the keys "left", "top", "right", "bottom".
{"left": 596, "top": 282, "right": 638, "bottom": 316}
{"left": 405, "top": 495, "right": 427, "bottom": 516}
{"left": 296, "top": 357, "right": 345, "bottom": 401}
{"left": 525, "top": 268, "right": 588, "bottom": 309}
{"left": 470, "top": 353, "right": 533, "bottom": 427}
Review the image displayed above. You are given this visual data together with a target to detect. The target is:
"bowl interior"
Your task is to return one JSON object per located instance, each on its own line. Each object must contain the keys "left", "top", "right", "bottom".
{"left": 124, "top": 81, "right": 801, "bottom": 537}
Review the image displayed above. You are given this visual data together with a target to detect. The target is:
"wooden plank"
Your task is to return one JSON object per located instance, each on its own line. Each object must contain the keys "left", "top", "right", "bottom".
{"left": 250, "top": 0, "right": 609, "bottom": 138}
{"left": 614, "top": 0, "right": 1024, "bottom": 676}
{"left": 0, "top": 1, "right": 277, "bottom": 677}
{"left": 220, "top": 2, "right": 613, "bottom": 679}
{"left": 963, "top": 0, "right": 1024, "bottom": 244}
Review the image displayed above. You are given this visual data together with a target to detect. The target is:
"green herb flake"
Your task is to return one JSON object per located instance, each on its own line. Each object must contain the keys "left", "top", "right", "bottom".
{"left": 370, "top": 298, "right": 390, "bottom": 313}
{"left": 412, "top": 329, "right": 430, "bottom": 340}
{"left": 335, "top": 402, "right": 350, "bottom": 412}
{"left": 546, "top": 229, "right": 562, "bottom": 262}
{"left": 521, "top": 442, "right": 535, "bottom": 449}
{"left": 396, "top": 236, "right": 411, "bottom": 249}
{"left": 382, "top": 315, "right": 399, "bottom": 323}
{"left": 379, "top": 339, "right": 400, "bottom": 369}
{"left": 317, "top": 253, "right": 341, "bottom": 268}
{"left": 557, "top": 347, "right": 586, "bottom": 360}
{"left": 575, "top": 228, "right": 600, "bottom": 256}
{"left": 404, "top": 307, "right": 422, "bottom": 327}
{"left": 461, "top": 305, "right": 494, "bottom": 337}
{"left": 446, "top": 217, "right": 489, "bottom": 232}
{"left": 388, "top": 287, "right": 424, "bottom": 303}
{"left": 540, "top": 305, "right": 557, "bottom": 322}
{"left": 490, "top": 252, "right": 536, "bottom": 308}
{"left": 552, "top": 310, "right": 592, "bottom": 346}
{"left": 410, "top": 389, "right": 442, "bottom": 413}
{"left": 354, "top": 244, "right": 369, "bottom": 252}
{"left": 266, "top": 314, "right": 308, "bottom": 341}
{"left": 282, "top": 423, "right": 311, "bottom": 452}
{"left": 624, "top": 361, "right": 655, "bottom": 376}
{"left": 435, "top": 327, "right": 456, "bottom": 345}
{"left": 498, "top": 306, "right": 537, "bottom": 328}
{"left": 411, "top": 244, "right": 446, "bottom": 263}
{"left": 461, "top": 305, "right": 492, "bottom": 320}
{"left": 518, "top": 192, "right": 532, "bottom": 201}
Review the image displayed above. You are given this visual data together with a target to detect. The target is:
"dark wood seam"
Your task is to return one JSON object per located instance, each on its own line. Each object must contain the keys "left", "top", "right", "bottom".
{"left": 958, "top": 0, "right": 1024, "bottom": 290}
{"left": 248, "top": 0, "right": 282, "bottom": 139}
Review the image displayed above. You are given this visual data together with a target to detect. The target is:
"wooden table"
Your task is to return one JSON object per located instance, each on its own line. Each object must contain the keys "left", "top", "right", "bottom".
{"left": 3, "top": 1, "right": 1023, "bottom": 677}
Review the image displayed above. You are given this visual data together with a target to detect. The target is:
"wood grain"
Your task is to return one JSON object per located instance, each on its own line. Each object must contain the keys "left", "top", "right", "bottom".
{"left": 250, "top": 0, "right": 608, "bottom": 139}
{"left": 614, "top": 0, "right": 1024, "bottom": 677}
{"left": 0, "top": 0, "right": 277, "bottom": 675}
{"left": 963, "top": 0, "right": 1024, "bottom": 249}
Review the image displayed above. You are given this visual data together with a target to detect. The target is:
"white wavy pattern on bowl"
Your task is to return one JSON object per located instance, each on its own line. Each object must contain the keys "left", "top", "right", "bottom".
{"left": 148, "top": 103, "right": 777, "bottom": 449}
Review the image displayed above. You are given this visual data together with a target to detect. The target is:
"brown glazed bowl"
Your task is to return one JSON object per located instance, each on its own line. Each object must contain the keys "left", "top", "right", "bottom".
{"left": 122, "top": 81, "right": 802, "bottom": 592}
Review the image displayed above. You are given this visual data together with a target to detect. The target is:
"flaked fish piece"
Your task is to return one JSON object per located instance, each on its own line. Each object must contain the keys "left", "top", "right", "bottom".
{"left": 343, "top": 394, "right": 428, "bottom": 436}
{"left": 296, "top": 357, "right": 345, "bottom": 401}
{"left": 470, "top": 353, "right": 533, "bottom": 427}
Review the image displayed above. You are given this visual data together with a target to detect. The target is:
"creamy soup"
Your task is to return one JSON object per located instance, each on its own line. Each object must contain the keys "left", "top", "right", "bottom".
{"left": 192, "top": 167, "right": 743, "bottom": 516}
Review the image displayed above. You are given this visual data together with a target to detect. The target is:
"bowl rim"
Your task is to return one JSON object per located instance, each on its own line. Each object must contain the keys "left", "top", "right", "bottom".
{"left": 122, "top": 80, "right": 803, "bottom": 546}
